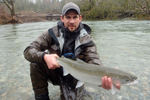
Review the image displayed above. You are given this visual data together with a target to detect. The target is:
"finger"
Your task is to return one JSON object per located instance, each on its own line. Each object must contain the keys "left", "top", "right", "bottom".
{"left": 48, "top": 65, "right": 54, "bottom": 69}
{"left": 116, "top": 83, "right": 121, "bottom": 90}
{"left": 101, "top": 77, "right": 106, "bottom": 89}
{"left": 53, "top": 54, "right": 59, "bottom": 58}
{"left": 104, "top": 76, "right": 109, "bottom": 90}
{"left": 55, "top": 59, "right": 60, "bottom": 68}
{"left": 50, "top": 67, "right": 55, "bottom": 70}
{"left": 52, "top": 55, "right": 60, "bottom": 68}
{"left": 108, "top": 77, "right": 112, "bottom": 89}
{"left": 53, "top": 60, "right": 60, "bottom": 68}
{"left": 56, "top": 63, "right": 60, "bottom": 68}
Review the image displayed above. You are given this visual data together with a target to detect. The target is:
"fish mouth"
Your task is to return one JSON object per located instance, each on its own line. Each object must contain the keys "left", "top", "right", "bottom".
{"left": 128, "top": 80, "right": 138, "bottom": 85}
{"left": 131, "top": 76, "right": 137, "bottom": 82}
{"left": 125, "top": 77, "right": 138, "bottom": 85}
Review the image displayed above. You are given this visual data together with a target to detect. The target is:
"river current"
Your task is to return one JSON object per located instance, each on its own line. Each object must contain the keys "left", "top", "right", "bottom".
{"left": 0, "top": 20, "right": 150, "bottom": 100}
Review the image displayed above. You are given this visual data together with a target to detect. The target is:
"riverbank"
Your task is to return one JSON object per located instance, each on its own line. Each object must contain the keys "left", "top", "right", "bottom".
{"left": 0, "top": 12, "right": 150, "bottom": 25}
{"left": 0, "top": 12, "right": 56, "bottom": 25}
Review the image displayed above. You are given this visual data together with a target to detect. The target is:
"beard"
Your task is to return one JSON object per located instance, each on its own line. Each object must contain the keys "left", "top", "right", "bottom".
{"left": 68, "top": 24, "right": 76, "bottom": 32}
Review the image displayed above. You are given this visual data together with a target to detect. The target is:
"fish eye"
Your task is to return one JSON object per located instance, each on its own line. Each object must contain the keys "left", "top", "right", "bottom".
{"left": 126, "top": 79, "right": 130, "bottom": 82}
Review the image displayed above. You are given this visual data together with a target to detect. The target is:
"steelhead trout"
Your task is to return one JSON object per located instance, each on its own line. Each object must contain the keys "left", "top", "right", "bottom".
{"left": 57, "top": 57, "right": 138, "bottom": 94}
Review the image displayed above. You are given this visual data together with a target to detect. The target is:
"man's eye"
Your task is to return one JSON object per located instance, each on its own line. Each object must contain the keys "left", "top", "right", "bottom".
{"left": 73, "top": 16, "right": 77, "bottom": 19}
{"left": 66, "top": 17, "right": 70, "bottom": 19}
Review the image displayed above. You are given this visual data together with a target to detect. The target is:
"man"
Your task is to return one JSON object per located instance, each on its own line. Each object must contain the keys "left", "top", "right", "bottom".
{"left": 24, "top": 2, "right": 120, "bottom": 100}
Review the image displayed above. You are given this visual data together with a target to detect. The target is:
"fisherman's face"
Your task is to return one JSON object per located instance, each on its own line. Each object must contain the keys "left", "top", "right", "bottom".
{"left": 61, "top": 10, "right": 82, "bottom": 32}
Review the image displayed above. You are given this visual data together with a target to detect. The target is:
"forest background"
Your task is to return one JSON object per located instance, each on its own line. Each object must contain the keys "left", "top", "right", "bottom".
{"left": 0, "top": 0, "right": 150, "bottom": 24}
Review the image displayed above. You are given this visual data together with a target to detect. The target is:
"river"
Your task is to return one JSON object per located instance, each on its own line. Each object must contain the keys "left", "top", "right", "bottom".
{"left": 0, "top": 20, "right": 150, "bottom": 100}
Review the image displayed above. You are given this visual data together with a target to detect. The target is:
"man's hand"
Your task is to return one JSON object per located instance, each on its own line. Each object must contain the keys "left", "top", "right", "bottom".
{"left": 44, "top": 54, "right": 60, "bottom": 69}
{"left": 101, "top": 76, "right": 121, "bottom": 90}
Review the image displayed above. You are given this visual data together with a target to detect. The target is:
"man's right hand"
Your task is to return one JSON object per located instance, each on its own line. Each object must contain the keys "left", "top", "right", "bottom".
{"left": 44, "top": 54, "right": 60, "bottom": 69}
{"left": 101, "top": 76, "right": 121, "bottom": 90}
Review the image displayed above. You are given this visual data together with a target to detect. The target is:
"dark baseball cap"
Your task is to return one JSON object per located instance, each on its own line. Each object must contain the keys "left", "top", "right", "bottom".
{"left": 62, "top": 2, "right": 80, "bottom": 16}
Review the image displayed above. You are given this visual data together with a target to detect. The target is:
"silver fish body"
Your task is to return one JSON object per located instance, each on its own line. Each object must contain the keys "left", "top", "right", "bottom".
{"left": 57, "top": 57, "right": 137, "bottom": 86}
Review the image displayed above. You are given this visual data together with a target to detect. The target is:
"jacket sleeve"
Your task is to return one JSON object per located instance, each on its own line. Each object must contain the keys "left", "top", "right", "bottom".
{"left": 84, "top": 45, "right": 103, "bottom": 66}
{"left": 23, "top": 30, "right": 51, "bottom": 63}
{"left": 80, "top": 34, "right": 103, "bottom": 66}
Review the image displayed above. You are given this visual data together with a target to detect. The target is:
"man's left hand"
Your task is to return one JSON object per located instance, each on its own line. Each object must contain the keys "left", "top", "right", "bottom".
{"left": 101, "top": 76, "right": 121, "bottom": 90}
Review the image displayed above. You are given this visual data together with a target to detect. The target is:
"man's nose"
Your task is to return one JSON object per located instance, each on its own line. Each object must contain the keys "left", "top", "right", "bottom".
{"left": 70, "top": 18, "right": 74, "bottom": 23}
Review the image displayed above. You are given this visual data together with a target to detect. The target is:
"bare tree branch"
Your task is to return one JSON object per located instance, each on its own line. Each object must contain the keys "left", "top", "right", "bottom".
{"left": 3, "top": 0, "right": 12, "bottom": 11}
{"left": 5, "top": 0, "right": 11, "bottom": 4}
{"left": 3, "top": 0, "right": 15, "bottom": 17}
{"left": 135, "top": 0, "right": 147, "bottom": 14}
{"left": 144, "top": 0, "right": 150, "bottom": 14}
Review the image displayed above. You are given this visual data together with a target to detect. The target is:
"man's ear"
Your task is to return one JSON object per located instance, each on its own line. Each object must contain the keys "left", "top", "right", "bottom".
{"left": 61, "top": 15, "right": 64, "bottom": 22}
{"left": 79, "top": 15, "right": 82, "bottom": 21}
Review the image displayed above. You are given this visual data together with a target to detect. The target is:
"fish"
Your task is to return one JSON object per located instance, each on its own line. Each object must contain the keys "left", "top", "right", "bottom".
{"left": 57, "top": 56, "right": 138, "bottom": 94}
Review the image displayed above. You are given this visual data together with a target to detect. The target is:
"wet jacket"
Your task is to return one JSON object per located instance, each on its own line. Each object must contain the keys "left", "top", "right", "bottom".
{"left": 24, "top": 22, "right": 103, "bottom": 100}
{"left": 24, "top": 23, "right": 102, "bottom": 65}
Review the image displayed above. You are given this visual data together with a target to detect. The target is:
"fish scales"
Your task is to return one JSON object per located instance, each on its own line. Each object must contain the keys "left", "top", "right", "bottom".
{"left": 57, "top": 57, "right": 137, "bottom": 86}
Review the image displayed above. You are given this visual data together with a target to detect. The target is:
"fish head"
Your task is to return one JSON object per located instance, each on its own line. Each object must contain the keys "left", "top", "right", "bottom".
{"left": 123, "top": 75, "right": 138, "bottom": 85}
{"left": 111, "top": 75, "right": 137, "bottom": 95}
{"left": 112, "top": 73, "right": 138, "bottom": 86}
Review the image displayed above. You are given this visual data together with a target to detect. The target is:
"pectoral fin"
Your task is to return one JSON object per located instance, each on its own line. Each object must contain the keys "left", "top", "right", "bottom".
{"left": 63, "top": 67, "right": 69, "bottom": 76}
{"left": 75, "top": 81, "right": 84, "bottom": 88}
{"left": 111, "top": 84, "right": 118, "bottom": 95}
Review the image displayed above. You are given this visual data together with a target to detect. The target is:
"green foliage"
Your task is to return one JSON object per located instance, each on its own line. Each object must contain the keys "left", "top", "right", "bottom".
{"left": 84, "top": 7, "right": 100, "bottom": 19}
{"left": 4, "top": 0, "right": 150, "bottom": 19}
{"left": 80, "top": 0, "right": 150, "bottom": 20}
{"left": 80, "top": 0, "right": 119, "bottom": 20}
{"left": 80, "top": 1, "right": 91, "bottom": 11}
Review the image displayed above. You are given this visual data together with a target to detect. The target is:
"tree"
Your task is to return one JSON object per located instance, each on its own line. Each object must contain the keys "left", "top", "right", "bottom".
{"left": 0, "top": 0, "right": 22, "bottom": 23}
{"left": 1, "top": 0, "right": 15, "bottom": 18}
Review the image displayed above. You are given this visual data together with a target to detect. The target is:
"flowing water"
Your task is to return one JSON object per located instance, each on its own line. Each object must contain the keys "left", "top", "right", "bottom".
{"left": 0, "top": 20, "right": 150, "bottom": 100}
